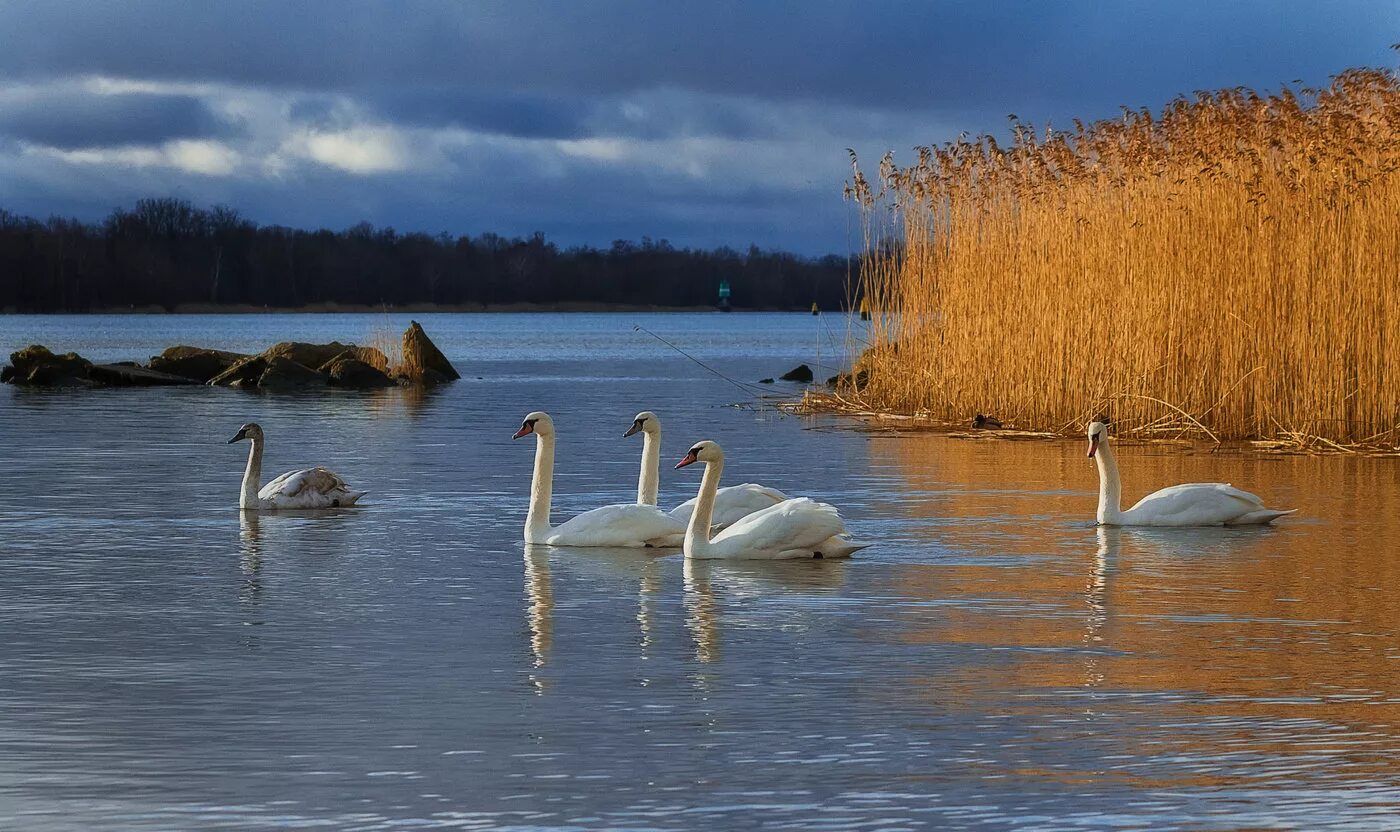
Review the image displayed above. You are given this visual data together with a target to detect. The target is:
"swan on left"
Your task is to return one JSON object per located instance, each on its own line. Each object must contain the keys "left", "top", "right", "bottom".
{"left": 228, "top": 423, "right": 367, "bottom": 511}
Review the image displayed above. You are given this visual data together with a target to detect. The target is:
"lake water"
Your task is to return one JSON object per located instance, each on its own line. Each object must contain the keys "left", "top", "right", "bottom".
{"left": 1, "top": 312, "right": 1399, "bottom": 831}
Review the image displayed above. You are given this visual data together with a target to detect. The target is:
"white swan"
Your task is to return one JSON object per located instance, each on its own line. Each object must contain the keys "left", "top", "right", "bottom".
{"left": 624, "top": 411, "right": 788, "bottom": 527}
{"left": 227, "top": 423, "right": 366, "bottom": 511}
{"left": 675, "top": 440, "right": 869, "bottom": 559}
{"left": 514, "top": 411, "right": 685, "bottom": 547}
{"left": 1087, "top": 421, "right": 1295, "bottom": 526}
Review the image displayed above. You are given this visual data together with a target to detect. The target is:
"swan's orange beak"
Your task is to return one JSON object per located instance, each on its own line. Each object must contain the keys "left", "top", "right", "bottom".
{"left": 513, "top": 423, "right": 534, "bottom": 440}
{"left": 1088, "top": 436, "right": 1099, "bottom": 458}
{"left": 675, "top": 450, "right": 699, "bottom": 469}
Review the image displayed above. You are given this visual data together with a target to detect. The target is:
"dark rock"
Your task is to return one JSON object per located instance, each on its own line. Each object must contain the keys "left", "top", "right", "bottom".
{"left": 5, "top": 345, "right": 92, "bottom": 386}
{"left": 257, "top": 356, "right": 327, "bottom": 390}
{"left": 150, "top": 346, "right": 249, "bottom": 382}
{"left": 320, "top": 353, "right": 396, "bottom": 388}
{"left": 208, "top": 356, "right": 268, "bottom": 387}
{"left": 759, "top": 378, "right": 775, "bottom": 384}
{"left": 401, "top": 321, "right": 460, "bottom": 383}
{"left": 830, "top": 369, "right": 870, "bottom": 391}
{"left": 89, "top": 364, "right": 200, "bottom": 387}
{"left": 779, "top": 364, "right": 813, "bottom": 383}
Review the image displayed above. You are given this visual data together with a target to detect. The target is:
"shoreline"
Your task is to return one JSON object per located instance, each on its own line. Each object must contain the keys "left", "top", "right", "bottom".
{"left": 0, "top": 302, "right": 819, "bottom": 315}
{"left": 785, "top": 393, "right": 1400, "bottom": 457}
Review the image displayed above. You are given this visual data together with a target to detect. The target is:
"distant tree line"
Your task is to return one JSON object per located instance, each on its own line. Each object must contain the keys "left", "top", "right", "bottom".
{"left": 0, "top": 198, "right": 853, "bottom": 312}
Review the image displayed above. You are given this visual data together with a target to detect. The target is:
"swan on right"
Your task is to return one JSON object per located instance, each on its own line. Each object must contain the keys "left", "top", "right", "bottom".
{"left": 674, "top": 440, "right": 868, "bottom": 559}
{"left": 1087, "top": 421, "right": 1295, "bottom": 526}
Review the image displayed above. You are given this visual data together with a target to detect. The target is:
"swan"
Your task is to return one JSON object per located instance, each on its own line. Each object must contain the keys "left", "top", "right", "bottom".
{"left": 227, "top": 423, "right": 366, "bottom": 511}
{"left": 1087, "top": 420, "right": 1295, "bottom": 526}
{"left": 624, "top": 411, "right": 788, "bottom": 527}
{"left": 674, "top": 440, "right": 869, "bottom": 559}
{"left": 514, "top": 411, "right": 685, "bottom": 547}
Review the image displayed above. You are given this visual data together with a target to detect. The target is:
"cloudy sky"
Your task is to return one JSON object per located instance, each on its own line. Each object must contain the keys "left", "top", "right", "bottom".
{"left": 0, "top": 1, "right": 1394, "bottom": 253}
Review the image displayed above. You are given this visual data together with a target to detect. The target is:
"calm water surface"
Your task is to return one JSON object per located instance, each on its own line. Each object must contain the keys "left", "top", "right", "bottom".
{"left": 1, "top": 313, "right": 1398, "bottom": 831}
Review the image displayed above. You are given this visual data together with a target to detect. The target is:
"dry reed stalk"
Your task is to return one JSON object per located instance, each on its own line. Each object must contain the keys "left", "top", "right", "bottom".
{"left": 366, "top": 323, "right": 404, "bottom": 374}
{"left": 845, "top": 67, "right": 1400, "bottom": 447}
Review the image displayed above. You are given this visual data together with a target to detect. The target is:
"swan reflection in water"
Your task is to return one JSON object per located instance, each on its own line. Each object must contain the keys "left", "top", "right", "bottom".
{"left": 1081, "top": 523, "right": 1279, "bottom": 699}
{"left": 239, "top": 511, "right": 264, "bottom": 607}
{"left": 1083, "top": 526, "right": 1119, "bottom": 692}
{"left": 519, "top": 547, "right": 849, "bottom": 693}
{"left": 523, "top": 545, "right": 554, "bottom": 694}
{"left": 683, "top": 559, "right": 850, "bottom": 667}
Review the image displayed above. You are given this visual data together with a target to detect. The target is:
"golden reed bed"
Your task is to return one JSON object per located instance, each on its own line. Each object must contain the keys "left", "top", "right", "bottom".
{"left": 840, "top": 66, "right": 1400, "bottom": 450}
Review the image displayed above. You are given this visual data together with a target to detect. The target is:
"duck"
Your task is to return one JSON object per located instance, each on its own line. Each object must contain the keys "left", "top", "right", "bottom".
{"left": 623, "top": 410, "right": 787, "bottom": 528}
{"left": 514, "top": 411, "right": 685, "bottom": 547}
{"left": 973, "top": 414, "right": 1002, "bottom": 429}
{"left": 227, "top": 423, "right": 366, "bottom": 511}
{"left": 674, "top": 440, "right": 869, "bottom": 559}
{"left": 1087, "top": 420, "right": 1295, "bottom": 526}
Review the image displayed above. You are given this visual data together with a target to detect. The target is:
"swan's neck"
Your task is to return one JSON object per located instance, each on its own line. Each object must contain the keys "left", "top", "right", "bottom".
{"left": 1094, "top": 439, "right": 1123, "bottom": 525}
{"left": 638, "top": 430, "right": 660, "bottom": 506}
{"left": 525, "top": 433, "right": 555, "bottom": 543}
{"left": 240, "top": 438, "right": 263, "bottom": 510}
{"left": 684, "top": 458, "right": 723, "bottom": 556}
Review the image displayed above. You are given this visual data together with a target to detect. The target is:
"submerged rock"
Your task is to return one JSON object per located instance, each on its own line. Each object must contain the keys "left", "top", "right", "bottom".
{"left": 258, "top": 356, "right": 327, "bottom": 390}
{"left": 149, "top": 346, "right": 248, "bottom": 382}
{"left": 758, "top": 378, "right": 775, "bottom": 384}
{"left": 89, "top": 363, "right": 200, "bottom": 387}
{"left": 779, "top": 364, "right": 813, "bottom": 383}
{"left": 320, "top": 353, "right": 395, "bottom": 388}
{"left": 401, "top": 321, "right": 460, "bottom": 384}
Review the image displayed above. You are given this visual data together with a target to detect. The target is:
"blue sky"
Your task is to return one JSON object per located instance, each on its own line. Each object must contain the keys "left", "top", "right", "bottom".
{"left": 0, "top": 1, "right": 1394, "bottom": 252}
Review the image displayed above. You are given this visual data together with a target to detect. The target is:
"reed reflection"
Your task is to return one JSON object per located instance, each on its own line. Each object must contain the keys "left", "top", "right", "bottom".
{"left": 876, "top": 430, "right": 1400, "bottom": 787}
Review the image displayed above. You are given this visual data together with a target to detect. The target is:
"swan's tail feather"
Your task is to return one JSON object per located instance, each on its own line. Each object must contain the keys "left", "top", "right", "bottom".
{"left": 1227, "top": 508, "right": 1295, "bottom": 525}
{"left": 816, "top": 536, "right": 871, "bottom": 559}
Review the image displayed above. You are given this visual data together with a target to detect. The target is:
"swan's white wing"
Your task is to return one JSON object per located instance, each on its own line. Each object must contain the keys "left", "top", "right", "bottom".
{"left": 670, "top": 483, "right": 789, "bottom": 527}
{"left": 707, "top": 498, "right": 847, "bottom": 557}
{"left": 1124, "top": 482, "right": 1266, "bottom": 526}
{"left": 547, "top": 503, "right": 686, "bottom": 548}
{"left": 260, "top": 467, "right": 363, "bottom": 509}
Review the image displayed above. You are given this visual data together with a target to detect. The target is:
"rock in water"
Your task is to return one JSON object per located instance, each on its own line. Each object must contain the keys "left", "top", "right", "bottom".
{"left": 401, "top": 321, "right": 460, "bottom": 383}
{"left": 258, "top": 356, "right": 327, "bottom": 390}
{"left": 4, "top": 345, "right": 93, "bottom": 386}
{"left": 149, "top": 346, "right": 249, "bottom": 382}
{"left": 260, "top": 341, "right": 356, "bottom": 371}
{"left": 208, "top": 356, "right": 268, "bottom": 387}
{"left": 89, "top": 364, "right": 199, "bottom": 386}
{"left": 320, "top": 353, "right": 396, "bottom": 388}
{"left": 779, "top": 364, "right": 814, "bottom": 383}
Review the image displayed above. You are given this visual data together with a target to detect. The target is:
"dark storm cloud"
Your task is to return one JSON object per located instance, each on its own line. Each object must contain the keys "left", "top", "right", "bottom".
{"left": 1, "top": 1, "right": 1392, "bottom": 118}
{"left": 0, "top": 91, "right": 225, "bottom": 149}
{"left": 375, "top": 90, "right": 591, "bottom": 139}
{"left": 0, "top": 0, "right": 1394, "bottom": 251}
